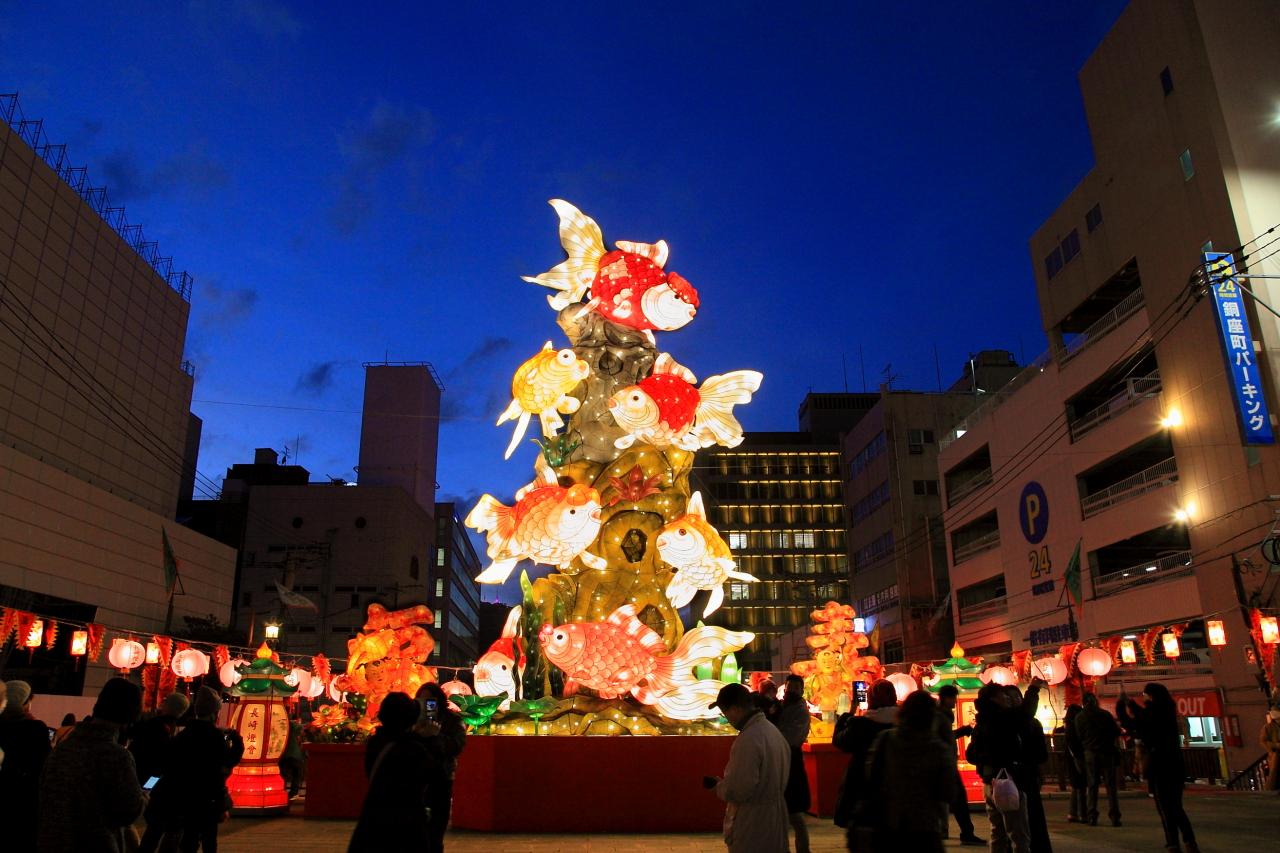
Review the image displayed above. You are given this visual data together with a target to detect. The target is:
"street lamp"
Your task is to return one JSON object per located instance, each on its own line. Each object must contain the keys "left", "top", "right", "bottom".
{"left": 264, "top": 622, "right": 281, "bottom": 641}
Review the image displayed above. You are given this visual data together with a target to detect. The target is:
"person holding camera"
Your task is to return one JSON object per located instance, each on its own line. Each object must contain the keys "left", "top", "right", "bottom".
{"left": 349, "top": 692, "right": 441, "bottom": 853}
{"left": 703, "top": 683, "right": 791, "bottom": 853}
{"left": 414, "top": 683, "right": 466, "bottom": 853}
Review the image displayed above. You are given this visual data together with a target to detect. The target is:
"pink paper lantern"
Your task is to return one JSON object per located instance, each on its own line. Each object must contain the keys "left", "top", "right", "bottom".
{"left": 886, "top": 672, "right": 916, "bottom": 702}
{"left": 984, "top": 665, "right": 1019, "bottom": 686}
{"left": 220, "top": 659, "right": 246, "bottom": 687}
{"left": 108, "top": 638, "right": 146, "bottom": 673}
{"left": 171, "top": 649, "right": 210, "bottom": 681}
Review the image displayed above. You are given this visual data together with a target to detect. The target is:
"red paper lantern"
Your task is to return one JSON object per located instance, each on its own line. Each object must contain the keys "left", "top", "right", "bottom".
{"left": 146, "top": 642, "right": 162, "bottom": 665}
{"left": 70, "top": 630, "right": 89, "bottom": 657}
{"left": 1206, "top": 620, "right": 1227, "bottom": 647}
{"left": 1261, "top": 616, "right": 1279, "bottom": 645}
{"left": 1119, "top": 639, "right": 1137, "bottom": 664}
{"left": 25, "top": 619, "right": 44, "bottom": 648}
{"left": 1161, "top": 632, "right": 1181, "bottom": 659}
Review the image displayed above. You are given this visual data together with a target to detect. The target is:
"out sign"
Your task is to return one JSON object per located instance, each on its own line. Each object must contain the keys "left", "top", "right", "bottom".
{"left": 1173, "top": 690, "right": 1222, "bottom": 718}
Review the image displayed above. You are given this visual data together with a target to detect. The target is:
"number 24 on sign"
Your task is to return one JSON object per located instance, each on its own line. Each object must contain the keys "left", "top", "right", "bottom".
{"left": 1028, "top": 547, "right": 1052, "bottom": 578}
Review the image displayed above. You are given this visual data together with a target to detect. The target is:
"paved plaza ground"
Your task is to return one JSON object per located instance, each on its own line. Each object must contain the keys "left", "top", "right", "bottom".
{"left": 220, "top": 789, "right": 1278, "bottom": 852}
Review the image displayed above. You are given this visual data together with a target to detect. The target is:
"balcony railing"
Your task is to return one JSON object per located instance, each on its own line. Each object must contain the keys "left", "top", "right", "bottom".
{"left": 1059, "top": 288, "right": 1146, "bottom": 363}
{"left": 959, "top": 596, "right": 1008, "bottom": 624}
{"left": 1068, "top": 371, "right": 1162, "bottom": 442}
{"left": 953, "top": 529, "right": 1000, "bottom": 564}
{"left": 940, "top": 350, "right": 1054, "bottom": 450}
{"left": 1092, "top": 550, "right": 1192, "bottom": 596}
{"left": 947, "top": 468, "right": 993, "bottom": 506}
{"left": 1080, "top": 457, "right": 1178, "bottom": 519}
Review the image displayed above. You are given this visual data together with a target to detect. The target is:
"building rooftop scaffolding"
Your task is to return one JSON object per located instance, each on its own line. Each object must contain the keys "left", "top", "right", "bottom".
{"left": 0, "top": 92, "right": 192, "bottom": 301}
{"left": 361, "top": 360, "right": 445, "bottom": 391}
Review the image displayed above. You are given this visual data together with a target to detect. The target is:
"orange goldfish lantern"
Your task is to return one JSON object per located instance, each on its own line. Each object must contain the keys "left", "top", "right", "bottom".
{"left": 466, "top": 465, "right": 606, "bottom": 584}
{"left": 496, "top": 341, "right": 591, "bottom": 459}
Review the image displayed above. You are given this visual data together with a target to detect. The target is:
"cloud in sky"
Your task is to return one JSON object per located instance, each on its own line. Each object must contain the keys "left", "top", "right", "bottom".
{"left": 329, "top": 100, "right": 435, "bottom": 236}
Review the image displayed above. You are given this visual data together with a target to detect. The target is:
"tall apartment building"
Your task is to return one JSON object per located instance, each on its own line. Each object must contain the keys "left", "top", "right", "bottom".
{"left": 432, "top": 502, "right": 481, "bottom": 669}
{"left": 190, "top": 363, "right": 444, "bottom": 660}
{"left": 697, "top": 393, "right": 874, "bottom": 671}
{"left": 937, "top": 0, "right": 1280, "bottom": 772}
{"left": 0, "top": 96, "right": 236, "bottom": 695}
{"left": 843, "top": 352, "right": 1022, "bottom": 664}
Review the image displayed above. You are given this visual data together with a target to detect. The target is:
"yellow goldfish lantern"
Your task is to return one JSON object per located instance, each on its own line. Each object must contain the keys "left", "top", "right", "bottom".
{"left": 497, "top": 341, "right": 590, "bottom": 459}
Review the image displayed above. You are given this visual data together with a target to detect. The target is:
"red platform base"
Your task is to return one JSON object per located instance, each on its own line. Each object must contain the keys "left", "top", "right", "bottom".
{"left": 801, "top": 743, "right": 846, "bottom": 818}
{"left": 228, "top": 764, "right": 288, "bottom": 814}
{"left": 452, "top": 735, "right": 735, "bottom": 832}
{"left": 303, "top": 743, "right": 368, "bottom": 819}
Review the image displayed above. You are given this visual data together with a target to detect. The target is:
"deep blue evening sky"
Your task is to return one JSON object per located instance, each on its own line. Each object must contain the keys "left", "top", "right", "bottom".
{"left": 1, "top": 1, "right": 1128, "bottom": 540}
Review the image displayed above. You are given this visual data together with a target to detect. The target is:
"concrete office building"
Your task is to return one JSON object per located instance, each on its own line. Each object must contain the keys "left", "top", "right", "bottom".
{"left": 842, "top": 352, "right": 1021, "bottom": 664}
{"left": 937, "top": 0, "right": 1280, "bottom": 773}
{"left": 698, "top": 393, "right": 874, "bottom": 672}
{"left": 432, "top": 501, "right": 482, "bottom": 669}
{"left": 0, "top": 96, "right": 236, "bottom": 697}
{"left": 197, "top": 363, "right": 445, "bottom": 660}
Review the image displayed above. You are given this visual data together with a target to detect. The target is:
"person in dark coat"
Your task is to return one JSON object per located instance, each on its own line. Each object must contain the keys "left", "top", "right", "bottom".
{"left": 349, "top": 692, "right": 441, "bottom": 853}
{"left": 965, "top": 681, "right": 1041, "bottom": 853}
{"left": 414, "top": 682, "right": 466, "bottom": 853}
{"left": 1075, "top": 692, "right": 1121, "bottom": 826}
{"left": 144, "top": 686, "right": 243, "bottom": 853}
{"left": 1002, "top": 685, "right": 1050, "bottom": 853}
{"left": 277, "top": 714, "right": 307, "bottom": 800}
{"left": 1117, "top": 683, "right": 1199, "bottom": 853}
{"left": 36, "top": 677, "right": 146, "bottom": 853}
{"left": 1062, "top": 704, "right": 1086, "bottom": 823}
{"left": 769, "top": 674, "right": 813, "bottom": 853}
{"left": 0, "top": 679, "right": 52, "bottom": 851}
{"left": 832, "top": 678, "right": 897, "bottom": 851}
{"left": 862, "top": 690, "right": 955, "bottom": 853}
{"left": 935, "top": 684, "right": 982, "bottom": 845}
{"left": 130, "top": 692, "right": 191, "bottom": 785}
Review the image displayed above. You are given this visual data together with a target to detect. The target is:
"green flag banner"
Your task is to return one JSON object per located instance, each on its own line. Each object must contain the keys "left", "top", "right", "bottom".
{"left": 1063, "top": 538, "right": 1083, "bottom": 618}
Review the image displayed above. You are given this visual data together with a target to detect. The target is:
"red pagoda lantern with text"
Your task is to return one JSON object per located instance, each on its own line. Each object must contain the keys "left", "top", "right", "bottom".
{"left": 226, "top": 643, "right": 297, "bottom": 812}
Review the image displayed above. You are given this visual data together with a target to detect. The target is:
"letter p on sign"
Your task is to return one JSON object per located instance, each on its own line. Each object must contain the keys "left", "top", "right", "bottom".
{"left": 1019, "top": 482, "right": 1049, "bottom": 545}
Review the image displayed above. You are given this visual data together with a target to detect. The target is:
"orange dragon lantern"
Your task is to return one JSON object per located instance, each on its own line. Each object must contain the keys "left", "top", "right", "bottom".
{"left": 336, "top": 603, "right": 437, "bottom": 724}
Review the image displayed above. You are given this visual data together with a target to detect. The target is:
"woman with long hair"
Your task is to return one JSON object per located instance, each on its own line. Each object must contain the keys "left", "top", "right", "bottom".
{"left": 1116, "top": 682, "right": 1198, "bottom": 853}
{"left": 414, "top": 683, "right": 467, "bottom": 853}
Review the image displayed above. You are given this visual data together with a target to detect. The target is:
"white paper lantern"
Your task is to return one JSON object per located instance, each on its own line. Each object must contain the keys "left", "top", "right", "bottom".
{"left": 219, "top": 658, "right": 246, "bottom": 687}
{"left": 285, "top": 667, "right": 313, "bottom": 695}
{"left": 1031, "top": 655, "right": 1068, "bottom": 685}
{"left": 108, "top": 638, "right": 146, "bottom": 672}
{"left": 171, "top": 649, "right": 210, "bottom": 681}
{"left": 886, "top": 672, "right": 916, "bottom": 702}
{"left": 328, "top": 678, "right": 345, "bottom": 703}
{"left": 983, "top": 665, "right": 1019, "bottom": 686}
{"left": 1076, "top": 648, "right": 1113, "bottom": 677}
{"left": 302, "top": 677, "right": 325, "bottom": 699}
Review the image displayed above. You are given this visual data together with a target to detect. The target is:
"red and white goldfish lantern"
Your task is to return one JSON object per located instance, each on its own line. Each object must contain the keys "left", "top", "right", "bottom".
{"left": 474, "top": 607, "right": 525, "bottom": 710}
{"left": 608, "top": 354, "right": 761, "bottom": 452}
{"left": 538, "top": 604, "right": 753, "bottom": 721}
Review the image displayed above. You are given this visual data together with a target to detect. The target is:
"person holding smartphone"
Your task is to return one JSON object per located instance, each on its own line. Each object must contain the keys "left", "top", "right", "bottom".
{"left": 413, "top": 683, "right": 467, "bottom": 853}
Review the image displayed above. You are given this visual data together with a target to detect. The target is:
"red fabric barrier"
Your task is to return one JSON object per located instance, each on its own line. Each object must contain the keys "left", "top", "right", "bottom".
{"left": 452, "top": 735, "right": 735, "bottom": 832}
{"left": 801, "top": 743, "right": 846, "bottom": 818}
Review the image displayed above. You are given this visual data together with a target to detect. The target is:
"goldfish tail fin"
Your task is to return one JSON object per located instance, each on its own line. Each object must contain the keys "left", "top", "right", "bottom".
{"left": 465, "top": 495, "right": 517, "bottom": 546}
{"left": 693, "top": 370, "right": 763, "bottom": 448}
{"left": 503, "top": 411, "right": 533, "bottom": 460}
{"left": 664, "top": 574, "right": 697, "bottom": 610}
{"left": 648, "top": 625, "right": 754, "bottom": 696}
{"left": 496, "top": 398, "right": 522, "bottom": 426}
{"left": 637, "top": 679, "right": 725, "bottom": 721}
{"left": 522, "top": 200, "right": 606, "bottom": 308}
{"left": 726, "top": 568, "right": 759, "bottom": 583}
{"left": 475, "top": 558, "right": 519, "bottom": 585}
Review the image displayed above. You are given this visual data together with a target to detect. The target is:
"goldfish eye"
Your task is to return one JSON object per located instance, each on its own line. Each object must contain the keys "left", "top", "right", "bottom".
{"left": 569, "top": 509, "right": 576, "bottom": 515}
{"left": 678, "top": 528, "right": 687, "bottom": 536}
{"left": 631, "top": 394, "right": 640, "bottom": 402}
{"left": 555, "top": 632, "right": 565, "bottom": 642}
{"left": 500, "top": 664, "right": 508, "bottom": 672}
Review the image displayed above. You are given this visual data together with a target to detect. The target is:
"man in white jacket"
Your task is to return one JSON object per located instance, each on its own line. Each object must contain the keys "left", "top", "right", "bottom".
{"left": 706, "top": 683, "right": 791, "bottom": 853}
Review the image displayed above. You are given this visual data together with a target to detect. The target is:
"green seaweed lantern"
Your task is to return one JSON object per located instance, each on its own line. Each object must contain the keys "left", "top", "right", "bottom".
{"left": 453, "top": 694, "right": 506, "bottom": 732}
{"left": 532, "top": 433, "right": 582, "bottom": 468}
{"left": 233, "top": 643, "right": 299, "bottom": 698}
{"left": 509, "top": 696, "right": 559, "bottom": 735}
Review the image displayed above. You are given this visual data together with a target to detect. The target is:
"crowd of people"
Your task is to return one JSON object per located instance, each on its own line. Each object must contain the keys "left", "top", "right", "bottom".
{"left": 0, "top": 677, "right": 246, "bottom": 852}
{"left": 702, "top": 676, "right": 1245, "bottom": 853}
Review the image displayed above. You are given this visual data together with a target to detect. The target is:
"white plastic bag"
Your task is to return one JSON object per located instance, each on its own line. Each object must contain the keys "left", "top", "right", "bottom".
{"left": 992, "top": 768, "right": 1021, "bottom": 813}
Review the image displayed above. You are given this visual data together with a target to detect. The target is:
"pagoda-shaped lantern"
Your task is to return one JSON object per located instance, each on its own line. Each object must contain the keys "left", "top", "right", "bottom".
{"left": 927, "top": 643, "right": 985, "bottom": 806}
{"left": 226, "top": 643, "right": 298, "bottom": 812}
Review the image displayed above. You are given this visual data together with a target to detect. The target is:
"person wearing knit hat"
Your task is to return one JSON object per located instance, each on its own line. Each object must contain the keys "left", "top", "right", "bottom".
{"left": 144, "top": 686, "right": 242, "bottom": 853}
{"left": 129, "top": 692, "right": 191, "bottom": 786}
{"left": 37, "top": 677, "right": 145, "bottom": 852}
{"left": 0, "top": 678, "right": 52, "bottom": 851}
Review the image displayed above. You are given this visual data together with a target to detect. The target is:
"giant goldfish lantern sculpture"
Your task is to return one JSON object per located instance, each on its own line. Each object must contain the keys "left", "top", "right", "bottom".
{"left": 790, "top": 602, "right": 883, "bottom": 740}
{"left": 462, "top": 200, "right": 763, "bottom": 734}
{"left": 335, "top": 603, "right": 437, "bottom": 725}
